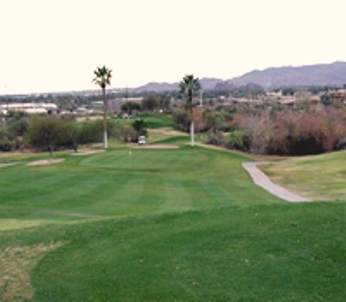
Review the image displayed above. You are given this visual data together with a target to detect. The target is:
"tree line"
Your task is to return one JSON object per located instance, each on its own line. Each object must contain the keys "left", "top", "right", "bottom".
{"left": 120, "top": 95, "right": 171, "bottom": 114}
{"left": 0, "top": 111, "right": 148, "bottom": 155}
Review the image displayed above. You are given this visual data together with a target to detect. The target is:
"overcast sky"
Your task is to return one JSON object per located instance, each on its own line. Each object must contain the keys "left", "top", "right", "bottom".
{"left": 1, "top": 0, "right": 346, "bottom": 94}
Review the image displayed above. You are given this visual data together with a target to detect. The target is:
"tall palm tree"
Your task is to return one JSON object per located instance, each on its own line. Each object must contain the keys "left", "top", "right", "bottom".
{"left": 92, "top": 66, "right": 112, "bottom": 149}
{"left": 179, "top": 74, "right": 201, "bottom": 147}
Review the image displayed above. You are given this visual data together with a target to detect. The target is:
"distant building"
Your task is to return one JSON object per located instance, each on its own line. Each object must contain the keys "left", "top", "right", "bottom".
{"left": 330, "top": 89, "right": 346, "bottom": 104}
{"left": 74, "top": 107, "right": 97, "bottom": 115}
{"left": 0, "top": 102, "right": 58, "bottom": 115}
{"left": 309, "top": 95, "right": 321, "bottom": 105}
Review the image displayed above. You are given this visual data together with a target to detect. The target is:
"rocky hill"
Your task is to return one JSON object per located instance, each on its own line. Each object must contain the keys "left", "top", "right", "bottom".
{"left": 134, "top": 82, "right": 177, "bottom": 92}
{"left": 134, "top": 78, "right": 223, "bottom": 92}
{"left": 227, "top": 61, "right": 346, "bottom": 88}
{"left": 131, "top": 61, "right": 346, "bottom": 92}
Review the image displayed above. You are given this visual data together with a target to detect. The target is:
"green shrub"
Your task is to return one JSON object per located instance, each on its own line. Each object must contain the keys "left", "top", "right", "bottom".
{"left": 25, "top": 115, "right": 73, "bottom": 156}
{"left": 336, "top": 137, "right": 346, "bottom": 150}
{"left": 227, "top": 129, "right": 247, "bottom": 151}
{"left": 132, "top": 119, "right": 148, "bottom": 138}
{"left": 172, "top": 107, "right": 190, "bottom": 132}
{"left": 0, "top": 126, "right": 13, "bottom": 151}
{"left": 204, "top": 131, "right": 227, "bottom": 146}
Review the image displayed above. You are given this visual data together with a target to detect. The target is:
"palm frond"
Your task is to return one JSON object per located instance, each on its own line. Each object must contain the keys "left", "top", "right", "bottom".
{"left": 92, "top": 66, "right": 112, "bottom": 88}
{"left": 179, "top": 74, "right": 201, "bottom": 94}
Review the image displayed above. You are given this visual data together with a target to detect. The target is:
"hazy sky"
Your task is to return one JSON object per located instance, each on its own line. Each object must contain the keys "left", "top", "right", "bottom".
{"left": 1, "top": 0, "right": 346, "bottom": 94}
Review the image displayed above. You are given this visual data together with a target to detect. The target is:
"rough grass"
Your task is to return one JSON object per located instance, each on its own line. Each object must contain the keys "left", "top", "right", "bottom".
{"left": 0, "top": 242, "right": 64, "bottom": 301}
{"left": 260, "top": 151, "right": 346, "bottom": 201}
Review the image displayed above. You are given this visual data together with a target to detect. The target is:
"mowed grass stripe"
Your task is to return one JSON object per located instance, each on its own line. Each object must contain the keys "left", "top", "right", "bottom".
{"left": 93, "top": 177, "right": 147, "bottom": 216}
{"left": 25, "top": 202, "right": 346, "bottom": 301}
{"left": 0, "top": 145, "right": 281, "bottom": 223}
{"left": 160, "top": 177, "right": 192, "bottom": 213}
{"left": 0, "top": 142, "right": 345, "bottom": 301}
{"left": 1, "top": 171, "right": 119, "bottom": 218}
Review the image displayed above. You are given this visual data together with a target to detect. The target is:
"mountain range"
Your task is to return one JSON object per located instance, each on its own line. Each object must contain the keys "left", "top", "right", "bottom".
{"left": 132, "top": 78, "right": 222, "bottom": 93}
{"left": 132, "top": 61, "right": 346, "bottom": 92}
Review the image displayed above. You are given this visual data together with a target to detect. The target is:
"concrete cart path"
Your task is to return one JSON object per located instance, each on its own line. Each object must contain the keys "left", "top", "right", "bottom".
{"left": 242, "top": 162, "right": 311, "bottom": 202}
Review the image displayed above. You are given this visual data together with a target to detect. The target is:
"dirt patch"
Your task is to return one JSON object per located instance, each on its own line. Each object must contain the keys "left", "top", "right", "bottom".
{"left": 71, "top": 149, "right": 105, "bottom": 156}
{"left": 0, "top": 162, "right": 18, "bottom": 168}
{"left": 0, "top": 220, "right": 44, "bottom": 231}
{"left": 0, "top": 242, "right": 64, "bottom": 301}
{"left": 133, "top": 144, "right": 179, "bottom": 149}
{"left": 27, "top": 159, "right": 65, "bottom": 166}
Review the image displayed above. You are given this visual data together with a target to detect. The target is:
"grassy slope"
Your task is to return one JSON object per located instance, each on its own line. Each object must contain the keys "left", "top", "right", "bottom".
{"left": 0, "top": 139, "right": 345, "bottom": 301}
{"left": 0, "top": 203, "right": 344, "bottom": 301}
{"left": 260, "top": 151, "right": 346, "bottom": 201}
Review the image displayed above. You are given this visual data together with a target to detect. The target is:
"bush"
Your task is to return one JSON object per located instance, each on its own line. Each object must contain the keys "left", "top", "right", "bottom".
{"left": 25, "top": 115, "right": 73, "bottom": 156}
{"left": 78, "top": 120, "right": 103, "bottom": 145}
{"left": 69, "top": 119, "right": 118, "bottom": 152}
{"left": 0, "top": 126, "right": 13, "bottom": 151}
{"left": 227, "top": 129, "right": 247, "bottom": 151}
{"left": 204, "top": 131, "right": 228, "bottom": 146}
{"left": 172, "top": 107, "right": 190, "bottom": 132}
{"left": 223, "top": 106, "right": 346, "bottom": 155}
{"left": 113, "top": 124, "right": 137, "bottom": 143}
{"left": 132, "top": 119, "right": 148, "bottom": 138}
{"left": 269, "top": 107, "right": 346, "bottom": 155}
{"left": 173, "top": 107, "right": 220, "bottom": 134}
{"left": 121, "top": 101, "right": 140, "bottom": 115}
{"left": 336, "top": 138, "right": 346, "bottom": 150}
{"left": 233, "top": 109, "right": 273, "bottom": 154}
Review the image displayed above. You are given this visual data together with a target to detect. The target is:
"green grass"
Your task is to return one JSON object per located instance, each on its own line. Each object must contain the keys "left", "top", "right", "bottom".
{"left": 138, "top": 113, "right": 176, "bottom": 129}
{"left": 1, "top": 203, "right": 345, "bottom": 301}
{"left": 114, "top": 113, "right": 176, "bottom": 129}
{"left": 0, "top": 145, "right": 278, "bottom": 222}
{"left": 260, "top": 151, "right": 346, "bottom": 201}
{"left": 0, "top": 142, "right": 345, "bottom": 301}
{"left": 144, "top": 128, "right": 188, "bottom": 144}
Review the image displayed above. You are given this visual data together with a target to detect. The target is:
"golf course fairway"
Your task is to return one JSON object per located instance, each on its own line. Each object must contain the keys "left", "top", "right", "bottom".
{"left": 0, "top": 143, "right": 345, "bottom": 301}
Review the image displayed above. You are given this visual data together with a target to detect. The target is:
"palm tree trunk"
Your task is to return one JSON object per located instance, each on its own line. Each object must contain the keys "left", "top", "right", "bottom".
{"left": 102, "top": 87, "right": 108, "bottom": 149}
{"left": 189, "top": 90, "right": 194, "bottom": 147}
{"left": 190, "top": 120, "right": 195, "bottom": 146}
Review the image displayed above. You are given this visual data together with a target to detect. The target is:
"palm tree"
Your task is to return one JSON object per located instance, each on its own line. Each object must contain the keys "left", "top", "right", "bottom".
{"left": 179, "top": 74, "right": 201, "bottom": 146}
{"left": 92, "top": 66, "right": 112, "bottom": 149}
